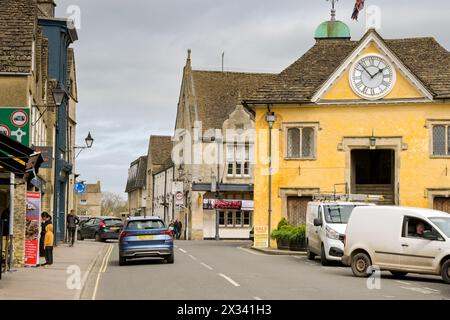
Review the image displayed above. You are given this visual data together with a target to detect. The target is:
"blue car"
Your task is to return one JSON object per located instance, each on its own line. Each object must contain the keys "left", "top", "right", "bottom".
{"left": 118, "top": 217, "right": 174, "bottom": 266}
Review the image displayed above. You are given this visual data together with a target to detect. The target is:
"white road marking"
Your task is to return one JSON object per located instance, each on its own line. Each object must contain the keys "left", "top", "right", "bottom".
{"left": 92, "top": 244, "right": 113, "bottom": 300}
{"left": 395, "top": 280, "right": 412, "bottom": 286}
{"left": 174, "top": 245, "right": 178, "bottom": 248}
{"left": 189, "top": 254, "right": 197, "bottom": 261}
{"left": 179, "top": 248, "right": 187, "bottom": 254}
{"left": 422, "top": 287, "right": 440, "bottom": 293}
{"left": 384, "top": 295, "right": 396, "bottom": 299}
{"left": 200, "top": 262, "right": 214, "bottom": 271}
{"left": 254, "top": 297, "right": 263, "bottom": 300}
{"left": 218, "top": 273, "right": 241, "bottom": 287}
{"left": 400, "top": 286, "right": 436, "bottom": 295}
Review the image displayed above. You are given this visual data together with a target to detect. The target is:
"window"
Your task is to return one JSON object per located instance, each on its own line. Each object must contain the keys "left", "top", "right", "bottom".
{"left": 227, "top": 143, "right": 250, "bottom": 177}
{"left": 226, "top": 212, "right": 234, "bottom": 226}
{"left": 432, "top": 125, "right": 450, "bottom": 156}
{"left": 235, "top": 211, "right": 242, "bottom": 226}
{"left": 219, "top": 211, "right": 225, "bottom": 226}
{"left": 402, "top": 217, "right": 444, "bottom": 241}
{"left": 243, "top": 211, "right": 251, "bottom": 226}
{"left": 286, "top": 126, "right": 316, "bottom": 159}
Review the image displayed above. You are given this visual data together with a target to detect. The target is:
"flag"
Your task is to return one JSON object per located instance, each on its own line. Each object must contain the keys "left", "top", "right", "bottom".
{"left": 351, "top": 0, "right": 365, "bottom": 20}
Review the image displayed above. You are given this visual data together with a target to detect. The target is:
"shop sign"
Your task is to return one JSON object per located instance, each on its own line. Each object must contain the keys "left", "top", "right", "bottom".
{"left": 253, "top": 225, "right": 269, "bottom": 248}
{"left": 31, "top": 146, "right": 53, "bottom": 169}
{"left": 203, "top": 199, "right": 252, "bottom": 210}
{"left": 25, "top": 191, "right": 41, "bottom": 266}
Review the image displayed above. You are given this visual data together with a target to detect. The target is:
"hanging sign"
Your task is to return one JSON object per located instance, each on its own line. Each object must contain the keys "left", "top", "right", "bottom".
{"left": 25, "top": 191, "right": 41, "bottom": 266}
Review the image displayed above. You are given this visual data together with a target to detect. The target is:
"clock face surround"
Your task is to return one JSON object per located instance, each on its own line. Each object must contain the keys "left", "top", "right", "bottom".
{"left": 349, "top": 53, "right": 396, "bottom": 100}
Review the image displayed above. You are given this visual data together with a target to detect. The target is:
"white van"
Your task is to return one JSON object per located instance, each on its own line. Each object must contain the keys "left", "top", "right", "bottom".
{"left": 343, "top": 206, "right": 450, "bottom": 284}
{"left": 306, "top": 201, "right": 375, "bottom": 265}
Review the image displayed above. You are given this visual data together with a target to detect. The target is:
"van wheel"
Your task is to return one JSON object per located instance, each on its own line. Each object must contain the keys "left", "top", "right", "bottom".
{"left": 351, "top": 252, "right": 372, "bottom": 278}
{"left": 320, "top": 244, "right": 330, "bottom": 266}
{"left": 441, "top": 260, "right": 450, "bottom": 284}
{"left": 307, "top": 244, "right": 316, "bottom": 261}
{"left": 390, "top": 271, "right": 408, "bottom": 278}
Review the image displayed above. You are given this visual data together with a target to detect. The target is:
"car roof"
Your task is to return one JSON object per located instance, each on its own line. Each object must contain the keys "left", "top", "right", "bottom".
{"left": 309, "top": 201, "right": 375, "bottom": 206}
{"left": 93, "top": 216, "right": 122, "bottom": 220}
{"left": 355, "top": 206, "right": 450, "bottom": 218}
{"left": 126, "top": 216, "right": 163, "bottom": 221}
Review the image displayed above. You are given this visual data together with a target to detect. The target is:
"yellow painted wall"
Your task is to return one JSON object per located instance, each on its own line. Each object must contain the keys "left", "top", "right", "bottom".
{"left": 254, "top": 103, "right": 450, "bottom": 246}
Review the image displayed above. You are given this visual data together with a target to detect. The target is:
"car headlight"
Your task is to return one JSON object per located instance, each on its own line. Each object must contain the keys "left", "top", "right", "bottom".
{"left": 326, "top": 226, "right": 340, "bottom": 240}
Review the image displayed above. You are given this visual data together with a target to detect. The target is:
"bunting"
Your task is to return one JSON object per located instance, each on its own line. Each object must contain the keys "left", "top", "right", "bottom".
{"left": 351, "top": 0, "right": 365, "bottom": 20}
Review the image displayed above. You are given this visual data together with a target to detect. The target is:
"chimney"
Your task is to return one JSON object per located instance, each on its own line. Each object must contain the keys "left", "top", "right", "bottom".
{"left": 38, "top": 0, "right": 56, "bottom": 18}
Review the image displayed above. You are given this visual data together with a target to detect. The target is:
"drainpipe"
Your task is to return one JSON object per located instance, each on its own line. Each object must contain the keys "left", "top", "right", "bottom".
{"left": 266, "top": 107, "right": 276, "bottom": 248}
{"left": 8, "top": 173, "right": 15, "bottom": 270}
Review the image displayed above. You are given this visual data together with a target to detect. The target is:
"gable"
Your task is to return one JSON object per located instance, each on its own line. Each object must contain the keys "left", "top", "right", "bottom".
{"left": 312, "top": 31, "right": 433, "bottom": 104}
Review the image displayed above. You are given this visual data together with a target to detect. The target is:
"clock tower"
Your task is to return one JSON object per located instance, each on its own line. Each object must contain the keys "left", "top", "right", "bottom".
{"left": 314, "top": 0, "right": 351, "bottom": 40}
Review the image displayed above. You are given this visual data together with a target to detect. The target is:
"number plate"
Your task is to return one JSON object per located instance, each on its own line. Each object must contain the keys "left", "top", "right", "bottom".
{"left": 138, "top": 235, "right": 155, "bottom": 240}
{"left": 111, "top": 227, "right": 120, "bottom": 230}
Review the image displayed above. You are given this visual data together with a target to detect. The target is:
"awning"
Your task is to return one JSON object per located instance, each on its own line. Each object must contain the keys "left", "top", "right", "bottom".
{"left": 0, "top": 134, "right": 44, "bottom": 181}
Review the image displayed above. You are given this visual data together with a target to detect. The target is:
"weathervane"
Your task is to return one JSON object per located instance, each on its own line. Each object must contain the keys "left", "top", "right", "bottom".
{"left": 327, "top": 0, "right": 338, "bottom": 21}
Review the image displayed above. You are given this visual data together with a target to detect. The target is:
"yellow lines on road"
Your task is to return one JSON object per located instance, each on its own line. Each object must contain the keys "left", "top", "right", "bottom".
{"left": 92, "top": 244, "right": 114, "bottom": 300}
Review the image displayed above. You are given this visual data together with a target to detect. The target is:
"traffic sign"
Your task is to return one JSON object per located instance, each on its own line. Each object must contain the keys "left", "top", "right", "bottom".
{"left": 74, "top": 182, "right": 87, "bottom": 194}
{"left": 0, "top": 108, "right": 30, "bottom": 146}
{"left": 11, "top": 110, "right": 29, "bottom": 127}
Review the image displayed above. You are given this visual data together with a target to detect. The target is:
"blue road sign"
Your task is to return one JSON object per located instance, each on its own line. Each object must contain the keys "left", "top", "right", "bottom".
{"left": 75, "top": 182, "right": 86, "bottom": 194}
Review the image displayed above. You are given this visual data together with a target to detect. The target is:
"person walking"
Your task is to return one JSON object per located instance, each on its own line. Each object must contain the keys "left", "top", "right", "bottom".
{"left": 66, "top": 210, "right": 79, "bottom": 247}
{"left": 43, "top": 222, "right": 54, "bottom": 267}
{"left": 177, "top": 220, "right": 183, "bottom": 239}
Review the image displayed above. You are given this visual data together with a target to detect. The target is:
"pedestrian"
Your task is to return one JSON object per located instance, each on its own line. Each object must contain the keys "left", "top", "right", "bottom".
{"left": 39, "top": 212, "right": 51, "bottom": 257}
{"left": 66, "top": 210, "right": 79, "bottom": 247}
{"left": 169, "top": 220, "right": 175, "bottom": 237}
{"left": 43, "top": 221, "right": 54, "bottom": 267}
{"left": 172, "top": 220, "right": 178, "bottom": 238}
{"left": 176, "top": 220, "right": 183, "bottom": 239}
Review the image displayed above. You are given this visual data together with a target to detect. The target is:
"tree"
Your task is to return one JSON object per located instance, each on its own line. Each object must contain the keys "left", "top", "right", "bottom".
{"left": 101, "top": 192, "right": 127, "bottom": 216}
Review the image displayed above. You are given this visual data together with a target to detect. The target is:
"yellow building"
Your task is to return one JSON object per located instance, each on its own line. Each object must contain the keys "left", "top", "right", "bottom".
{"left": 244, "top": 21, "right": 450, "bottom": 247}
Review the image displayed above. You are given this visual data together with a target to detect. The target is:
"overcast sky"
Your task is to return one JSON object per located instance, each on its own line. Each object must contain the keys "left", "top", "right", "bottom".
{"left": 55, "top": 0, "right": 450, "bottom": 196}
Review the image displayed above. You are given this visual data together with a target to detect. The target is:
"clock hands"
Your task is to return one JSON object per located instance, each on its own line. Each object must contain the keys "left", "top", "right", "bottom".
{"left": 371, "top": 67, "right": 388, "bottom": 79}
{"left": 358, "top": 63, "right": 374, "bottom": 78}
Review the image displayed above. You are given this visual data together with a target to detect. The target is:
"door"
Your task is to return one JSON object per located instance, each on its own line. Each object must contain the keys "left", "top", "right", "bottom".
{"left": 434, "top": 197, "right": 450, "bottom": 214}
{"left": 287, "top": 196, "right": 312, "bottom": 226}
{"left": 399, "top": 216, "right": 444, "bottom": 272}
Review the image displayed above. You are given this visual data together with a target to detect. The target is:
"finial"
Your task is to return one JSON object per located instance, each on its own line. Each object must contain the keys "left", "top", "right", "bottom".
{"left": 187, "top": 49, "right": 191, "bottom": 61}
{"left": 327, "top": 0, "right": 338, "bottom": 21}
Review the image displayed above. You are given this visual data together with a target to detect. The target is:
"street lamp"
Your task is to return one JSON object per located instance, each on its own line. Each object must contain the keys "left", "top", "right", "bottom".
{"left": 266, "top": 110, "right": 276, "bottom": 248}
{"left": 75, "top": 132, "right": 95, "bottom": 158}
{"left": 370, "top": 130, "right": 377, "bottom": 149}
{"left": 52, "top": 85, "right": 66, "bottom": 106}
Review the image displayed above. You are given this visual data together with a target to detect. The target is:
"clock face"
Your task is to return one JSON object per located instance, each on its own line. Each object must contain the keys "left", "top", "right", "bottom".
{"left": 349, "top": 54, "right": 396, "bottom": 100}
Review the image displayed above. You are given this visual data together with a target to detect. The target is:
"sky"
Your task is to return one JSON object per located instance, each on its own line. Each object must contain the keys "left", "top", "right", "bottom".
{"left": 55, "top": 0, "right": 450, "bottom": 196}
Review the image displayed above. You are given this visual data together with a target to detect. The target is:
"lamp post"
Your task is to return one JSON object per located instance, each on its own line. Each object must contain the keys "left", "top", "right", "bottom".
{"left": 266, "top": 111, "right": 276, "bottom": 248}
{"left": 74, "top": 132, "right": 94, "bottom": 158}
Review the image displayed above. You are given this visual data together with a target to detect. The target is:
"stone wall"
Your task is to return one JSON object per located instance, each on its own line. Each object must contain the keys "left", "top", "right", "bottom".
{"left": 13, "top": 182, "right": 26, "bottom": 265}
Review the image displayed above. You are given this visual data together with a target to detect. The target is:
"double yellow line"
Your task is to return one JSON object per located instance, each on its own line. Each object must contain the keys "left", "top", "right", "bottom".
{"left": 92, "top": 244, "right": 114, "bottom": 300}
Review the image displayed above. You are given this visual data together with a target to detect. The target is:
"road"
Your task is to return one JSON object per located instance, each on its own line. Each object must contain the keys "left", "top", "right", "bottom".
{"left": 85, "top": 240, "right": 450, "bottom": 300}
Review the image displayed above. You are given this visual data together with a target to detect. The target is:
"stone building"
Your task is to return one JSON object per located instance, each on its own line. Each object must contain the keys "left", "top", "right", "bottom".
{"left": 152, "top": 160, "right": 174, "bottom": 223}
{"left": 125, "top": 156, "right": 148, "bottom": 216}
{"left": 172, "top": 51, "right": 275, "bottom": 240}
{"left": 76, "top": 181, "right": 102, "bottom": 217}
{"left": 246, "top": 12, "right": 450, "bottom": 247}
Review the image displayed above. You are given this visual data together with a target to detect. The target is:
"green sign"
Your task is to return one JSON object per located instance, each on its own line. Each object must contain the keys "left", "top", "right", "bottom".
{"left": 0, "top": 108, "right": 30, "bottom": 146}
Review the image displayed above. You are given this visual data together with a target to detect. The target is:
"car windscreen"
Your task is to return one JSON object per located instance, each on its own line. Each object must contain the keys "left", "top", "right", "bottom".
{"left": 127, "top": 220, "right": 165, "bottom": 230}
{"left": 323, "top": 205, "right": 356, "bottom": 224}
{"left": 429, "top": 217, "right": 450, "bottom": 238}
{"left": 104, "top": 219, "right": 123, "bottom": 226}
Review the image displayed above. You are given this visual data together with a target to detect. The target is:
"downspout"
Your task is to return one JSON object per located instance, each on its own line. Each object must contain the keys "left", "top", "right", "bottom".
{"left": 267, "top": 105, "right": 273, "bottom": 248}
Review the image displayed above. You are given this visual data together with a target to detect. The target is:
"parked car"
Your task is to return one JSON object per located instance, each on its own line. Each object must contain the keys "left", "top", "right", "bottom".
{"left": 77, "top": 216, "right": 92, "bottom": 227}
{"left": 249, "top": 227, "right": 254, "bottom": 241}
{"left": 118, "top": 216, "right": 174, "bottom": 266}
{"left": 342, "top": 206, "right": 450, "bottom": 284}
{"left": 77, "top": 216, "right": 123, "bottom": 242}
{"left": 306, "top": 201, "right": 375, "bottom": 265}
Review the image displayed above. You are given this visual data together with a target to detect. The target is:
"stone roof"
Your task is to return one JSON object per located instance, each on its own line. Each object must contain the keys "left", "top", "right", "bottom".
{"left": 246, "top": 35, "right": 450, "bottom": 103}
{"left": 149, "top": 135, "right": 172, "bottom": 166}
{"left": 192, "top": 71, "right": 276, "bottom": 130}
{"left": 125, "top": 156, "right": 147, "bottom": 193}
{"left": 0, "top": 0, "right": 38, "bottom": 73}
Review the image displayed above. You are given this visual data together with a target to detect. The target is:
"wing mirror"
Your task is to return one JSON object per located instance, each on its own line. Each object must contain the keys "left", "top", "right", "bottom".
{"left": 313, "top": 218, "right": 322, "bottom": 227}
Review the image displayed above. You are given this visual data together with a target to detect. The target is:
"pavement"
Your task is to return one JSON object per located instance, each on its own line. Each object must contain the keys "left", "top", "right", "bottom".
{"left": 0, "top": 240, "right": 107, "bottom": 300}
{"left": 87, "top": 240, "right": 450, "bottom": 300}
{"left": 250, "top": 246, "right": 306, "bottom": 256}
